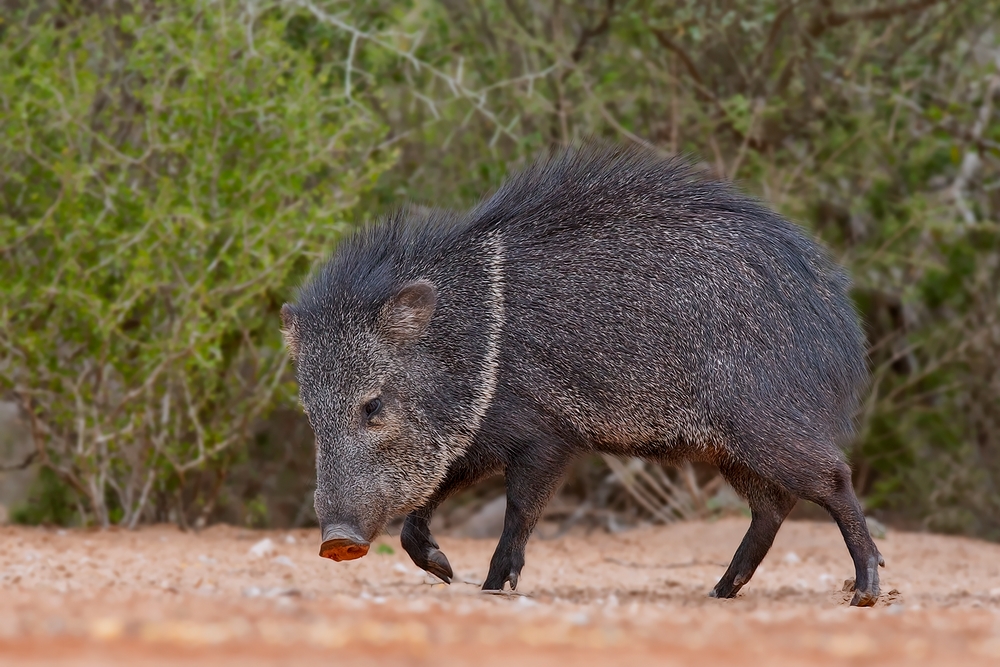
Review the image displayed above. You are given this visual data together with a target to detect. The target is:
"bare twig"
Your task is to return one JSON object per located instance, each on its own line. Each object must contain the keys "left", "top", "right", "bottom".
{"left": 727, "top": 98, "right": 763, "bottom": 180}
{"left": 952, "top": 71, "right": 1000, "bottom": 225}
{"left": 579, "top": 75, "right": 656, "bottom": 150}
{"left": 290, "top": 0, "right": 555, "bottom": 142}
{"left": 808, "top": 0, "right": 954, "bottom": 38}
{"left": 0, "top": 451, "right": 37, "bottom": 472}
{"left": 650, "top": 29, "right": 714, "bottom": 102}
{"left": 569, "top": 0, "right": 617, "bottom": 65}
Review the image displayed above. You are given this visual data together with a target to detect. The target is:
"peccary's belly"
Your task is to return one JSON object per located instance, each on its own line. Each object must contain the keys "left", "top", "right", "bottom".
{"left": 506, "top": 345, "right": 721, "bottom": 459}
{"left": 557, "top": 388, "right": 721, "bottom": 461}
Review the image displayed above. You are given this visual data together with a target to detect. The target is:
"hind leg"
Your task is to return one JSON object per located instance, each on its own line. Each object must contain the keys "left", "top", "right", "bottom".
{"left": 710, "top": 462, "right": 798, "bottom": 599}
{"left": 797, "top": 460, "right": 884, "bottom": 607}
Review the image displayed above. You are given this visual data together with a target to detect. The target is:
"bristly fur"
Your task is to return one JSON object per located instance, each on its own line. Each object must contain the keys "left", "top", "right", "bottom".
{"left": 285, "top": 142, "right": 881, "bottom": 606}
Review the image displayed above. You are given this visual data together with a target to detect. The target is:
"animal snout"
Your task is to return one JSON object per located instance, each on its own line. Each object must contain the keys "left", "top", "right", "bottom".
{"left": 319, "top": 523, "right": 370, "bottom": 561}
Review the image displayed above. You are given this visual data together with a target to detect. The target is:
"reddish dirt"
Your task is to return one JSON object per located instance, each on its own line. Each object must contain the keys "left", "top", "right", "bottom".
{"left": 2, "top": 518, "right": 1000, "bottom": 666}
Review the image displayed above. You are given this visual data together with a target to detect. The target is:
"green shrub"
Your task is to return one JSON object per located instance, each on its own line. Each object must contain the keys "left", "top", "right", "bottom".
{"left": 0, "top": 0, "right": 394, "bottom": 527}
{"left": 3, "top": 0, "right": 999, "bottom": 537}
{"left": 10, "top": 467, "right": 79, "bottom": 527}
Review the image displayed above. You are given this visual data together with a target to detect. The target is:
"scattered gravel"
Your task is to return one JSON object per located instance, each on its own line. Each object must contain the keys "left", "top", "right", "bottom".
{"left": 2, "top": 519, "right": 999, "bottom": 666}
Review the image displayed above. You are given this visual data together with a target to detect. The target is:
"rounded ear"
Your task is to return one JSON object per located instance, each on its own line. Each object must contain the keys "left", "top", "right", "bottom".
{"left": 383, "top": 279, "right": 437, "bottom": 344}
{"left": 280, "top": 303, "right": 299, "bottom": 359}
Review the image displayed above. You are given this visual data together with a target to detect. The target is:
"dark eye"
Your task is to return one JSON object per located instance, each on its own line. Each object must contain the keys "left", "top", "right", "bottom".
{"left": 363, "top": 397, "right": 382, "bottom": 421}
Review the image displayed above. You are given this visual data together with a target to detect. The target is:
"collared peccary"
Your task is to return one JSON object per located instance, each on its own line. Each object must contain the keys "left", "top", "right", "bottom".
{"left": 281, "top": 144, "right": 884, "bottom": 606}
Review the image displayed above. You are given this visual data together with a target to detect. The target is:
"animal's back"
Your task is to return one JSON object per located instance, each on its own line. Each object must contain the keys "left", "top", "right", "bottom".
{"left": 469, "top": 145, "right": 868, "bottom": 457}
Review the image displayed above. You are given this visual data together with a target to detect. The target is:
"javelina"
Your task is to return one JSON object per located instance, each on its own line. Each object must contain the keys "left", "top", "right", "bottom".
{"left": 281, "top": 144, "right": 884, "bottom": 606}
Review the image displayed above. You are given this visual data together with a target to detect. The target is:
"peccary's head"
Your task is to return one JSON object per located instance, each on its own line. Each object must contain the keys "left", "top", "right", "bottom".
{"left": 281, "top": 214, "right": 499, "bottom": 562}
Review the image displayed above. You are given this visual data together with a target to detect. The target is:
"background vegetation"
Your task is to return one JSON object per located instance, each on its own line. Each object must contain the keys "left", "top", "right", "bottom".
{"left": 2, "top": 0, "right": 998, "bottom": 538}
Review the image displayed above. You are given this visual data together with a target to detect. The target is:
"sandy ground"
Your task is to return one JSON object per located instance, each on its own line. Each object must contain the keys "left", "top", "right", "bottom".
{"left": 2, "top": 518, "right": 1000, "bottom": 666}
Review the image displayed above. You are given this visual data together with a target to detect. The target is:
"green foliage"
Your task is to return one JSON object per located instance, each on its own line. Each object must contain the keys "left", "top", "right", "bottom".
{"left": 3, "top": 0, "right": 999, "bottom": 537}
{"left": 0, "top": 0, "right": 393, "bottom": 527}
{"left": 244, "top": 495, "right": 270, "bottom": 528}
{"left": 11, "top": 467, "right": 78, "bottom": 527}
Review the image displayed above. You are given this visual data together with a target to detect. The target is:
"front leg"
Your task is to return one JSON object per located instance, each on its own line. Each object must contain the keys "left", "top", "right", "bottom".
{"left": 400, "top": 458, "right": 498, "bottom": 583}
{"left": 400, "top": 506, "right": 454, "bottom": 582}
{"left": 482, "top": 456, "right": 569, "bottom": 592}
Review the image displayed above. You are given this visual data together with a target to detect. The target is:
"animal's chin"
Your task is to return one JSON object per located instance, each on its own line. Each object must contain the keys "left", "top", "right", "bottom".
{"left": 391, "top": 499, "right": 427, "bottom": 519}
{"left": 390, "top": 489, "right": 439, "bottom": 519}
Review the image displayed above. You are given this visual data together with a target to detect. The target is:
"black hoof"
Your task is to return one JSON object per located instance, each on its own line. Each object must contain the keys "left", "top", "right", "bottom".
{"left": 851, "top": 589, "right": 879, "bottom": 607}
{"left": 482, "top": 567, "right": 521, "bottom": 592}
{"left": 710, "top": 572, "right": 747, "bottom": 599}
{"left": 844, "top": 558, "right": 881, "bottom": 607}
{"left": 709, "top": 584, "right": 740, "bottom": 599}
{"left": 424, "top": 548, "right": 453, "bottom": 583}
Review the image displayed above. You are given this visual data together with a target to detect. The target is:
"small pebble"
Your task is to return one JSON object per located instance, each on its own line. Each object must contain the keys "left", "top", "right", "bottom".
{"left": 272, "top": 555, "right": 296, "bottom": 568}
{"left": 248, "top": 538, "right": 276, "bottom": 558}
